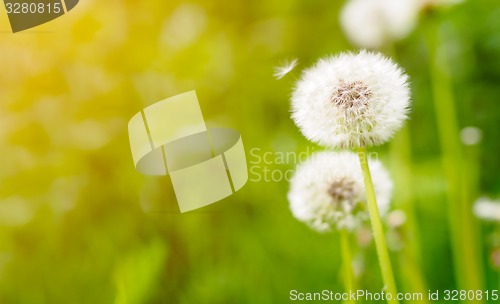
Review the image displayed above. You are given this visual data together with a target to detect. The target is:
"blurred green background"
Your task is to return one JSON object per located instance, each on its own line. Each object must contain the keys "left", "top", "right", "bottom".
{"left": 0, "top": 0, "right": 500, "bottom": 303}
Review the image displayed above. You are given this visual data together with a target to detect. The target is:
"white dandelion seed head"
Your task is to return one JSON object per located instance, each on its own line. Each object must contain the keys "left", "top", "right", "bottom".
{"left": 274, "top": 58, "right": 298, "bottom": 80}
{"left": 288, "top": 151, "right": 393, "bottom": 233}
{"left": 340, "top": 0, "right": 420, "bottom": 49}
{"left": 291, "top": 51, "right": 411, "bottom": 149}
{"left": 460, "top": 126, "right": 482, "bottom": 146}
{"left": 473, "top": 198, "right": 500, "bottom": 222}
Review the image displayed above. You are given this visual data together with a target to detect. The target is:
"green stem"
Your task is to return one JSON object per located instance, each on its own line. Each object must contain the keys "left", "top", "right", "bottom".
{"left": 390, "top": 126, "right": 422, "bottom": 258}
{"left": 340, "top": 229, "right": 356, "bottom": 304}
{"left": 390, "top": 127, "right": 430, "bottom": 304}
{"left": 426, "top": 21, "right": 484, "bottom": 294}
{"left": 358, "top": 147, "right": 399, "bottom": 304}
{"left": 496, "top": 224, "right": 500, "bottom": 292}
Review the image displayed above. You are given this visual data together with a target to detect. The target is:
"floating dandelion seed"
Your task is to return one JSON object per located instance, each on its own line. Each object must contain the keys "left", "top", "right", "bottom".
{"left": 274, "top": 58, "right": 298, "bottom": 80}
{"left": 340, "top": 0, "right": 420, "bottom": 49}
{"left": 291, "top": 50, "right": 410, "bottom": 149}
{"left": 473, "top": 198, "right": 500, "bottom": 222}
{"left": 288, "top": 151, "right": 392, "bottom": 232}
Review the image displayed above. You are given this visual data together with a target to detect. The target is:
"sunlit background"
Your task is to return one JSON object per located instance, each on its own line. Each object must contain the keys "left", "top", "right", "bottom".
{"left": 1, "top": 0, "right": 500, "bottom": 303}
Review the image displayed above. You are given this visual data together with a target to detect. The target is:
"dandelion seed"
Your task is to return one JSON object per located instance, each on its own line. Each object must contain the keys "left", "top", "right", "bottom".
{"left": 274, "top": 58, "right": 298, "bottom": 80}
{"left": 288, "top": 151, "right": 392, "bottom": 232}
{"left": 291, "top": 50, "right": 410, "bottom": 149}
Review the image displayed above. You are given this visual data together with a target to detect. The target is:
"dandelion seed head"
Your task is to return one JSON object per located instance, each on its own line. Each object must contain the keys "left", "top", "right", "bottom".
{"left": 473, "top": 198, "right": 500, "bottom": 222}
{"left": 328, "top": 177, "right": 357, "bottom": 203}
{"left": 274, "top": 58, "right": 298, "bottom": 80}
{"left": 291, "top": 50, "right": 410, "bottom": 148}
{"left": 331, "top": 80, "right": 372, "bottom": 111}
{"left": 340, "top": 0, "right": 420, "bottom": 49}
{"left": 460, "top": 126, "right": 482, "bottom": 146}
{"left": 288, "top": 151, "right": 393, "bottom": 232}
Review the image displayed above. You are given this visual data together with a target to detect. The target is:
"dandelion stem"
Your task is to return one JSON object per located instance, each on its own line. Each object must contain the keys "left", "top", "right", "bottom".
{"left": 390, "top": 127, "right": 430, "bottom": 304}
{"left": 426, "top": 20, "right": 484, "bottom": 294}
{"left": 340, "top": 229, "right": 356, "bottom": 304}
{"left": 358, "top": 147, "right": 399, "bottom": 304}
